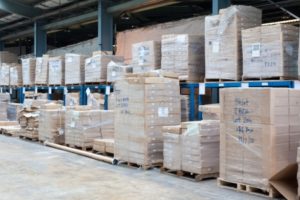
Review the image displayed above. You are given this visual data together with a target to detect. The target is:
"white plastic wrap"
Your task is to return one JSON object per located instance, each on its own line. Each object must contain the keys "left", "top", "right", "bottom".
{"left": 48, "top": 56, "right": 65, "bottom": 85}
{"left": 21, "top": 58, "right": 36, "bottom": 85}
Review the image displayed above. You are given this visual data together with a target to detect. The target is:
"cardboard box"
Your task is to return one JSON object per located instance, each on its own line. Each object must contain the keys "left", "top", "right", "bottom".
{"left": 199, "top": 104, "right": 220, "bottom": 120}
{"left": 35, "top": 55, "right": 49, "bottom": 85}
{"left": 205, "top": 6, "right": 262, "bottom": 80}
{"left": 93, "top": 138, "right": 114, "bottom": 154}
{"left": 48, "top": 56, "right": 65, "bottom": 85}
{"left": 220, "top": 88, "right": 300, "bottom": 191}
{"left": 9, "top": 64, "right": 22, "bottom": 86}
{"left": 0, "top": 63, "right": 10, "bottom": 86}
{"left": 114, "top": 74, "right": 181, "bottom": 166}
{"left": 107, "top": 61, "right": 132, "bottom": 82}
{"left": 65, "top": 53, "right": 87, "bottom": 84}
{"left": 242, "top": 24, "right": 299, "bottom": 79}
{"left": 21, "top": 58, "right": 36, "bottom": 85}
{"left": 0, "top": 51, "right": 18, "bottom": 64}
{"left": 161, "top": 34, "right": 204, "bottom": 81}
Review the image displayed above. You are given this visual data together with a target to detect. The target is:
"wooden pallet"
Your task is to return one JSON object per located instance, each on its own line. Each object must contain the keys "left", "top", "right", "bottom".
{"left": 19, "top": 135, "right": 38, "bottom": 142}
{"left": 65, "top": 144, "right": 93, "bottom": 151}
{"left": 84, "top": 82, "right": 112, "bottom": 86}
{"left": 160, "top": 167, "right": 218, "bottom": 182}
{"left": 205, "top": 78, "right": 240, "bottom": 82}
{"left": 118, "top": 161, "right": 162, "bottom": 170}
{"left": 242, "top": 76, "right": 295, "bottom": 81}
{"left": 217, "top": 178, "right": 280, "bottom": 198}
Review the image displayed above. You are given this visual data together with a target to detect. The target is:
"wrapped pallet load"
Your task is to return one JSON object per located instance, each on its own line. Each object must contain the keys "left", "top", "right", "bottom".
{"left": 48, "top": 56, "right": 65, "bottom": 85}
{"left": 131, "top": 41, "right": 161, "bottom": 73}
{"left": 65, "top": 92, "right": 80, "bottom": 106}
{"left": 205, "top": 6, "right": 262, "bottom": 81}
{"left": 7, "top": 103, "right": 23, "bottom": 121}
{"left": 199, "top": 104, "right": 220, "bottom": 120}
{"left": 161, "top": 34, "right": 204, "bottom": 81}
{"left": 85, "top": 52, "right": 124, "bottom": 83}
{"left": 65, "top": 53, "right": 87, "bottom": 85}
{"left": 107, "top": 61, "right": 132, "bottom": 82}
{"left": 0, "top": 93, "right": 10, "bottom": 120}
{"left": 114, "top": 73, "right": 181, "bottom": 168}
{"left": 21, "top": 58, "right": 36, "bottom": 85}
{"left": 65, "top": 106, "right": 114, "bottom": 149}
{"left": 9, "top": 63, "right": 22, "bottom": 86}
{"left": 0, "top": 63, "right": 10, "bottom": 86}
{"left": 242, "top": 24, "right": 299, "bottom": 80}
{"left": 35, "top": 55, "right": 49, "bottom": 85}
{"left": 219, "top": 88, "right": 300, "bottom": 196}
{"left": 87, "top": 93, "right": 105, "bottom": 109}
{"left": 38, "top": 103, "right": 65, "bottom": 144}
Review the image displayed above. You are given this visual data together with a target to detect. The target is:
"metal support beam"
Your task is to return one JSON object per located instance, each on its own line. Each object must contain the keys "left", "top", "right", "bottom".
{"left": 212, "top": 0, "right": 230, "bottom": 15}
{"left": 0, "top": 0, "right": 42, "bottom": 18}
{"left": 98, "top": 0, "right": 113, "bottom": 51}
{"left": 34, "top": 21, "right": 47, "bottom": 57}
{"left": 0, "top": 41, "right": 4, "bottom": 51}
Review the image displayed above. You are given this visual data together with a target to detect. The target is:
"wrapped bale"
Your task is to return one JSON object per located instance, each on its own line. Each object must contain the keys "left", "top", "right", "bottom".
{"left": 38, "top": 103, "right": 65, "bottom": 144}
{"left": 161, "top": 34, "right": 204, "bottom": 81}
{"left": 35, "top": 55, "right": 49, "bottom": 85}
{"left": 7, "top": 103, "right": 23, "bottom": 121}
{"left": 93, "top": 138, "right": 114, "bottom": 154}
{"left": 114, "top": 74, "right": 181, "bottom": 168}
{"left": 220, "top": 88, "right": 300, "bottom": 191}
{"left": 162, "top": 125, "right": 182, "bottom": 171}
{"left": 9, "top": 64, "right": 22, "bottom": 86}
{"left": 21, "top": 58, "right": 36, "bottom": 85}
{"left": 199, "top": 104, "right": 220, "bottom": 120}
{"left": 65, "top": 92, "right": 80, "bottom": 106}
{"left": 0, "top": 51, "right": 18, "bottom": 64}
{"left": 107, "top": 61, "right": 132, "bottom": 82}
{"left": 0, "top": 63, "right": 10, "bottom": 86}
{"left": 85, "top": 53, "right": 124, "bottom": 83}
{"left": 48, "top": 56, "right": 65, "bottom": 85}
{"left": 181, "top": 121, "right": 220, "bottom": 175}
{"left": 242, "top": 24, "right": 299, "bottom": 79}
{"left": 132, "top": 41, "right": 161, "bottom": 73}
{"left": 65, "top": 53, "right": 87, "bottom": 85}
{"left": 205, "top": 6, "right": 262, "bottom": 81}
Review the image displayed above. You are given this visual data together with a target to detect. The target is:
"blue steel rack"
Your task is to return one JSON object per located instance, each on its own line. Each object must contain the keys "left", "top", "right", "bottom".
{"left": 182, "top": 80, "right": 296, "bottom": 121}
{"left": 16, "top": 84, "right": 112, "bottom": 109}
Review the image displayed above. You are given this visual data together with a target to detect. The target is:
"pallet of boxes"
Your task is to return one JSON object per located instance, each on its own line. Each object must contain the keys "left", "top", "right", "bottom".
{"left": 161, "top": 104, "right": 220, "bottom": 181}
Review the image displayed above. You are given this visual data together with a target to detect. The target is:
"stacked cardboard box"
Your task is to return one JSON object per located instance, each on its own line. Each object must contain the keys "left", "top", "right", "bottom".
{"left": 132, "top": 41, "right": 161, "bottom": 73}
{"left": 21, "top": 58, "right": 36, "bottom": 85}
{"left": 18, "top": 106, "right": 40, "bottom": 140}
{"left": 161, "top": 34, "right": 204, "bottom": 81}
{"left": 48, "top": 56, "right": 65, "bottom": 85}
{"left": 162, "top": 125, "right": 182, "bottom": 170}
{"left": 108, "top": 93, "right": 115, "bottom": 110}
{"left": 65, "top": 92, "right": 80, "bottom": 106}
{"left": 181, "top": 121, "right": 220, "bottom": 175}
{"left": 38, "top": 103, "right": 65, "bottom": 144}
{"left": 114, "top": 74, "right": 181, "bottom": 167}
{"left": 65, "top": 54, "right": 87, "bottom": 85}
{"left": 35, "top": 55, "right": 49, "bottom": 85}
{"left": 93, "top": 138, "right": 114, "bottom": 154}
{"left": 85, "top": 53, "right": 124, "bottom": 83}
{"left": 220, "top": 88, "right": 300, "bottom": 190}
{"left": 100, "top": 110, "right": 114, "bottom": 139}
{"left": 107, "top": 61, "right": 132, "bottom": 82}
{"left": 242, "top": 24, "right": 299, "bottom": 79}
{"left": 180, "top": 95, "right": 198, "bottom": 122}
{"left": 65, "top": 107, "right": 114, "bottom": 148}
{"left": 0, "top": 93, "right": 10, "bottom": 121}
{"left": 0, "top": 63, "right": 10, "bottom": 86}
{"left": 7, "top": 103, "right": 23, "bottom": 121}
{"left": 9, "top": 64, "right": 22, "bottom": 86}
{"left": 87, "top": 93, "right": 105, "bottom": 109}
{"left": 0, "top": 51, "right": 18, "bottom": 64}
{"left": 205, "top": 6, "right": 262, "bottom": 80}
{"left": 199, "top": 104, "right": 220, "bottom": 120}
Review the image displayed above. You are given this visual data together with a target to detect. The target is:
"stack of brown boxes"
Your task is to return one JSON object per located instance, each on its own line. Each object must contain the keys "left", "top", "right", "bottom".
{"left": 21, "top": 58, "right": 36, "bottom": 85}
{"left": 48, "top": 56, "right": 65, "bottom": 85}
{"left": 35, "top": 55, "right": 49, "bottom": 85}
{"left": 242, "top": 24, "right": 299, "bottom": 79}
{"left": 114, "top": 73, "right": 181, "bottom": 168}
{"left": 38, "top": 103, "right": 65, "bottom": 144}
{"left": 205, "top": 5, "right": 262, "bottom": 80}
{"left": 65, "top": 54, "right": 87, "bottom": 85}
{"left": 220, "top": 88, "right": 300, "bottom": 191}
{"left": 161, "top": 34, "right": 204, "bottom": 82}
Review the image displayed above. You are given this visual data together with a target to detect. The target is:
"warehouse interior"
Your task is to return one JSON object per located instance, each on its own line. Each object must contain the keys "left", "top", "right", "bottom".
{"left": 0, "top": 0, "right": 300, "bottom": 200}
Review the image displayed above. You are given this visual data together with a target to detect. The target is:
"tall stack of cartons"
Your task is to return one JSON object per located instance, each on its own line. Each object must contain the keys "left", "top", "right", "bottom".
{"left": 205, "top": 6, "right": 262, "bottom": 80}
{"left": 85, "top": 52, "right": 124, "bottom": 83}
{"left": 35, "top": 55, "right": 49, "bottom": 85}
{"left": 9, "top": 64, "right": 22, "bottom": 86}
{"left": 242, "top": 24, "right": 299, "bottom": 79}
{"left": 220, "top": 88, "right": 300, "bottom": 191}
{"left": 0, "top": 63, "right": 10, "bottom": 86}
{"left": 48, "top": 56, "right": 65, "bottom": 85}
{"left": 131, "top": 41, "right": 161, "bottom": 73}
{"left": 38, "top": 103, "right": 65, "bottom": 144}
{"left": 114, "top": 73, "right": 181, "bottom": 168}
{"left": 65, "top": 54, "right": 87, "bottom": 85}
{"left": 161, "top": 34, "right": 204, "bottom": 81}
{"left": 21, "top": 58, "right": 36, "bottom": 85}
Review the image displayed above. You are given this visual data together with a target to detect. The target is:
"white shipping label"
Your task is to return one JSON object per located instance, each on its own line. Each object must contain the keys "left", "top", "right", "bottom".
{"left": 241, "top": 83, "right": 249, "bottom": 88}
{"left": 64, "top": 87, "right": 68, "bottom": 95}
{"left": 294, "top": 81, "right": 300, "bottom": 90}
{"left": 112, "top": 71, "right": 117, "bottom": 77}
{"left": 66, "top": 57, "right": 73, "bottom": 63}
{"left": 251, "top": 43, "right": 261, "bottom": 57}
{"left": 70, "top": 121, "right": 75, "bottom": 128}
{"left": 86, "top": 88, "right": 91, "bottom": 95}
{"left": 262, "top": 82, "right": 268, "bottom": 86}
{"left": 158, "top": 107, "right": 169, "bottom": 117}
{"left": 199, "top": 83, "right": 205, "bottom": 95}
{"left": 212, "top": 41, "right": 219, "bottom": 53}
{"left": 105, "top": 86, "right": 110, "bottom": 95}
{"left": 22, "top": 87, "right": 25, "bottom": 94}
{"left": 48, "top": 87, "right": 52, "bottom": 94}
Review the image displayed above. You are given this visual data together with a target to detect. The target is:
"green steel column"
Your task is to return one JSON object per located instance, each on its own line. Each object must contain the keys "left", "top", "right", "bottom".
{"left": 98, "top": 0, "right": 113, "bottom": 51}
{"left": 212, "top": 0, "right": 230, "bottom": 15}
{"left": 34, "top": 20, "right": 47, "bottom": 57}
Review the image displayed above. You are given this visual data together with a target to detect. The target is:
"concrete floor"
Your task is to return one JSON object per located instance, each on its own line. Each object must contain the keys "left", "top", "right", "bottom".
{"left": 0, "top": 135, "right": 268, "bottom": 200}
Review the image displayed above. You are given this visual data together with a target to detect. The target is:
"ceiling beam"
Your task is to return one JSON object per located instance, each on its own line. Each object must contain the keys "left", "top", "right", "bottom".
{"left": 0, "top": 0, "right": 43, "bottom": 18}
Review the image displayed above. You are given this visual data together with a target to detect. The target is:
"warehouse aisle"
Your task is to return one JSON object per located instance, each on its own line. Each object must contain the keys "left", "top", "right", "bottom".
{"left": 0, "top": 135, "right": 266, "bottom": 200}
